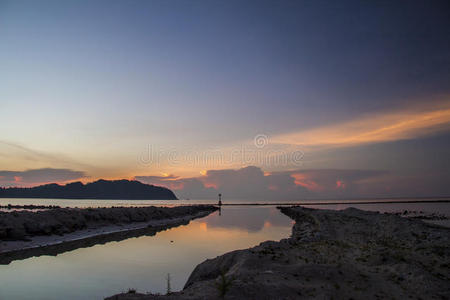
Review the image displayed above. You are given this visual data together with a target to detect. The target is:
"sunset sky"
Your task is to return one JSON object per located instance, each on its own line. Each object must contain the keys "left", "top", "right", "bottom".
{"left": 1, "top": 0, "right": 450, "bottom": 199}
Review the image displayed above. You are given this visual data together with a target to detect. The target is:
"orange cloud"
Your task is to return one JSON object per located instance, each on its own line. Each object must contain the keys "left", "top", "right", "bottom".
{"left": 203, "top": 182, "right": 218, "bottom": 189}
{"left": 273, "top": 104, "right": 450, "bottom": 148}
{"left": 263, "top": 221, "right": 272, "bottom": 228}
{"left": 199, "top": 222, "right": 208, "bottom": 232}
{"left": 291, "top": 173, "right": 322, "bottom": 191}
{"left": 268, "top": 184, "right": 278, "bottom": 191}
{"left": 336, "top": 180, "right": 346, "bottom": 189}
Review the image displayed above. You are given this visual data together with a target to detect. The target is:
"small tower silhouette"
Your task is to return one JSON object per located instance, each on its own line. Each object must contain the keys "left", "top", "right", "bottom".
{"left": 218, "top": 193, "right": 222, "bottom": 206}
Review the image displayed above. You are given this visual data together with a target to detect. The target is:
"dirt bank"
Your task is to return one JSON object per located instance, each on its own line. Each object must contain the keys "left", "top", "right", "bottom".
{"left": 0, "top": 205, "right": 217, "bottom": 264}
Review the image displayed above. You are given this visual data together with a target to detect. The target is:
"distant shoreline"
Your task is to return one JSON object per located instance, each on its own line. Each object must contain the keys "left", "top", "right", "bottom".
{"left": 221, "top": 199, "right": 450, "bottom": 206}
{"left": 1, "top": 198, "right": 449, "bottom": 211}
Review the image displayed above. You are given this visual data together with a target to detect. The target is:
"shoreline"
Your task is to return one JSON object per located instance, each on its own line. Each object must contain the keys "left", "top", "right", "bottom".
{"left": 1, "top": 199, "right": 449, "bottom": 210}
{"left": 107, "top": 205, "right": 450, "bottom": 299}
{"left": 0, "top": 206, "right": 217, "bottom": 265}
{"left": 220, "top": 199, "right": 450, "bottom": 205}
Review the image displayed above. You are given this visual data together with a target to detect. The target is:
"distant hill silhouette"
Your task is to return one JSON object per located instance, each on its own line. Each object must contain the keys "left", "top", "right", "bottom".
{"left": 0, "top": 179, "right": 178, "bottom": 200}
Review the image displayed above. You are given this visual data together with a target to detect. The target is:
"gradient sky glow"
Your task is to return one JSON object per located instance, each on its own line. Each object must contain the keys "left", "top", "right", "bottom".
{"left": 1, "top": 0, "right": 450, "bottom": 199}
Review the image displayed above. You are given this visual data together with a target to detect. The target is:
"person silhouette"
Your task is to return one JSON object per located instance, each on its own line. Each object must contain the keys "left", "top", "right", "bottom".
{"left": 218, "top": 193, "right": 222, "bottom": 206}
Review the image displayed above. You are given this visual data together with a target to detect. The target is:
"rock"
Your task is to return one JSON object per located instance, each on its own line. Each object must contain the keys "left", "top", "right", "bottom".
{"left": 7, "top": 227, "right": 27, "bottom": 240}
{"left": 0, "top": 205, "right": 218, "bottom": 241}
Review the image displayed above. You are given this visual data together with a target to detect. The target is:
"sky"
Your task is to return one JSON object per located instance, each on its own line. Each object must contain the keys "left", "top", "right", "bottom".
{"left": 1, "top": 0, "right": 450, "bottom": 199}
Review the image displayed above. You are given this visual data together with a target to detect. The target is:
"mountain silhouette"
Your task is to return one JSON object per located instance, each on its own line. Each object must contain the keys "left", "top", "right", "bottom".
{"left": 0, "top": 179, "right": 178, "bottom": 200}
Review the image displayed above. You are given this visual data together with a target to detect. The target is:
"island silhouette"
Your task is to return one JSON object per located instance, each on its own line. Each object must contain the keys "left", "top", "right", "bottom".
{"left": 0, "top": 179, "right": 177, "bottom": 200}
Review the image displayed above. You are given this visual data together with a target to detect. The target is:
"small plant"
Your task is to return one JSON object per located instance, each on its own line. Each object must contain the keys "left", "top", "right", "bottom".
{"left": 166, "top": 273, "right": 171, "bottom": 295}
{"left": 127, "top": 288, "right": 136, "bottom": 294}
{"left": 215, "top": 270, "right": 234, "bottom": 298}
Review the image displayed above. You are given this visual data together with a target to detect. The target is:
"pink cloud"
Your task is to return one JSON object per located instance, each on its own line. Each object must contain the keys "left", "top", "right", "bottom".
{"left": 136, "top": 166, "right": 389, "bottom": 200}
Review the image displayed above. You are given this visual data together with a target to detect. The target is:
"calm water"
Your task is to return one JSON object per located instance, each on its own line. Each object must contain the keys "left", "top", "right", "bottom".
{"left": 0, "top": 199, "right": 449, "bottom": 299}
{"left": 0, "top": 206, "right": 294, "bottom": 300}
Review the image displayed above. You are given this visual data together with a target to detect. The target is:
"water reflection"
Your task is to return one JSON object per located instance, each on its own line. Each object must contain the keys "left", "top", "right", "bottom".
{"left": 207, "top": 206, "right": 295, "bottom": 232}
{"left": 0, "top": 206, "right": 293, "bottom": 300}
{"left": 0, "top": 219, "right": 192, "bottom": 265}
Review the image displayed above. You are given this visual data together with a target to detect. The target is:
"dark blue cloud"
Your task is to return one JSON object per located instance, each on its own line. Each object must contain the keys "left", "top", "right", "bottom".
{"left": 0, "top": 168, "right": 86, "bottom": 186}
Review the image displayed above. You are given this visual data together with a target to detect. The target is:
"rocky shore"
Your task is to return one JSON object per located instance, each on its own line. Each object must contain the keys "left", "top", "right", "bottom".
{"left": 0, "top": 204, "right": 61, "bottom": 210}
{"left": 0, "top": 205, "right": 217, "bottom": 264}
{"left": 107, "top": 206, "right": 450, "bottom": 299}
